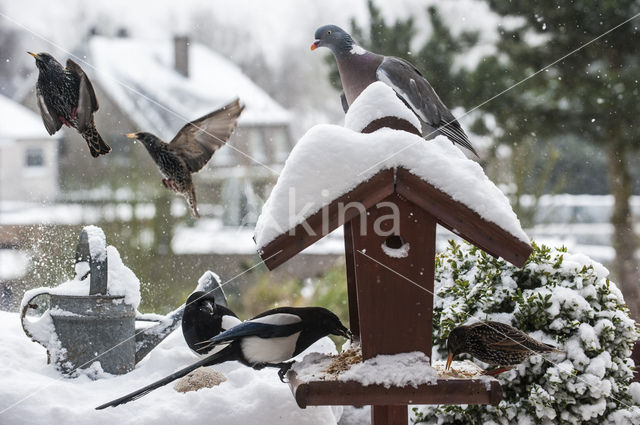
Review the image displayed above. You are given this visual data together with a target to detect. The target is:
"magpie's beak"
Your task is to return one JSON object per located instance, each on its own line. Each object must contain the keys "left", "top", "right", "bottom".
{"left": 335, "top": 326, "right": 352, "bottom": 340}
{"left": 125, "top": 133, "right": 138, "bottom": 140}
{"left": 310, "top": 40, "right": 320, "bottom": 51}
{"left": 445, "top": 351, "right": 454, "bottom": 370}
{"left": 27, "top": 51, "right": 39, "bottom": 60}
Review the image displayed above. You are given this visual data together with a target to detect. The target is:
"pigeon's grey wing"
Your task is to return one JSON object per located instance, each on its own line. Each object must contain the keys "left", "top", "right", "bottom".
{"left": 340, "top": 91, "right": 349, "bottom": 113}
{"left": 377, "top": 56, "right": 477, "bottom": 155}
{"left": 66, "top": 59, "right": 99, "bottom": 131}
{"left": 168, "top": 98, "right": 244, "bottom": 173}
{"left": 36, "top": 87, "right": 62, "bottom": 135}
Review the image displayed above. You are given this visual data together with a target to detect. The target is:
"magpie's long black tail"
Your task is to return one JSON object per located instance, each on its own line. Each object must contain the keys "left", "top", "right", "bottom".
{"left": 95, "top": 347, "right": 232, "bottom": 409}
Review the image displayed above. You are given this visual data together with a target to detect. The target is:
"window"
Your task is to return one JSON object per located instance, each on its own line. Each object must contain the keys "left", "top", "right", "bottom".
{"left": 248, "top": 128, "right": 267, "bottom": 163}
{"left": 25, "top": 148, "right": 44, "bottom": 167}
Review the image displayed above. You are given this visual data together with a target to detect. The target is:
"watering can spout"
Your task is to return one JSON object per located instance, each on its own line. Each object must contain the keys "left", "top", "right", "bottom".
{"left": 134, "top": 271, "right": 227, "bottom": 363}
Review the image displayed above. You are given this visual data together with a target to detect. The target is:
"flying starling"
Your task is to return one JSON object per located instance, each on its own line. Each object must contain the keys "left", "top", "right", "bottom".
{"left": 446, "top": 321, "right": 564, "bottom": 374}
{"left": 28, "top": 52, "right": 111, "bottom": 157}
{"left": 127, "top": 99, "right": 244, "bottom": 218}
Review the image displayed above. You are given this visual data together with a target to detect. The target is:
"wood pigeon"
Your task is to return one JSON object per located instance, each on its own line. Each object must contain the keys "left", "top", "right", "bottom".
{"left": 311, "top": 25, "right": 478, "bottom": 156}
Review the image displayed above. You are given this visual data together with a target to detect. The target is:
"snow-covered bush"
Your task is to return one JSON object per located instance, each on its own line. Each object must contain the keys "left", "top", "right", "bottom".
{"left": 413, "top": 241, "right": 640, "bottom": 425}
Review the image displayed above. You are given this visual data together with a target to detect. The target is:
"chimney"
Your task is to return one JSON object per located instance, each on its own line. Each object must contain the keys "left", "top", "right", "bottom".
{"left": 174, "top": 35, "right": 190, "bottom": 78}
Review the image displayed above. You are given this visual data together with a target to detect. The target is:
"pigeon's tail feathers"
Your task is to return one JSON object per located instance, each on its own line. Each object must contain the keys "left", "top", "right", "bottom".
{"left": 81, "top": 122, "right": 111, "bottom": 158}
{"left": 436, "top": 120, "right": 478, "bottom": 157}
{"left": 95, "top": 348, "right": 230, "bottom": 409}
{"left": 185, "top": 186, "right": 200, "bottom": 218}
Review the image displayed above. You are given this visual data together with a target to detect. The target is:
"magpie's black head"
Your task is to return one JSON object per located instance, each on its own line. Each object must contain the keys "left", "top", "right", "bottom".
{"left": 311, "top": 25, "right": 355, "bottom": 56}
{"left": 446, "top": 326, "right": 469, "bottom": 370}
{"left": 28, "top": 52, "right": 62, "bottom": 73}
{"left": 183, "top": 291, "right": 238, "bottom": 355}
{"left": 307, "top": 307, "right": 351, "bottom": 339}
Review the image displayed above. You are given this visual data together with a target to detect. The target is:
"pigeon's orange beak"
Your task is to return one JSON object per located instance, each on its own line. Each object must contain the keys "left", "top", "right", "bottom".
{"left": 310, "top": 40, "right": 320, "bottom": 51}
{"left": 445, "top": 352, "right": 454, "bottom": 370}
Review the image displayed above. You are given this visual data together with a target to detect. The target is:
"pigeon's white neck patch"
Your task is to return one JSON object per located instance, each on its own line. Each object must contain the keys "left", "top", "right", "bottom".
{"left": 350, "top": 45, "right": 366, "bottom": 55}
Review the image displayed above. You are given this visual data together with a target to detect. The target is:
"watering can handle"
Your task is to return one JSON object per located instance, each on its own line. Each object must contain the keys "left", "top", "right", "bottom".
{"left": 75, "top": 227, "right": 108, "bottom": 295}
{"left": 20, "top": 289, "right": 52, "bottom": 348}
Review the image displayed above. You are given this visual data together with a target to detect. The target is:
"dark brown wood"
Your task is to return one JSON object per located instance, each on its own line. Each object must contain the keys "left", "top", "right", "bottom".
{"left": 361, "top": 116, "right": 421, "bottom": 137}
{"left": 372, "top": 406, "right": 407, "bottom": 425}
{"left": 258, "top": 169, "right": 395, "bottom": 270}
{"left": 396, "top": 168, "right": 533, "bottom": 267}
{"left": 344, "top": 221, "right": 360, "bottom": 338}
{"left": 287, "top": 372, "right": 503, "bottom": 408}
{"left": 351, "top": 193, "right": 436, "bottom": 359}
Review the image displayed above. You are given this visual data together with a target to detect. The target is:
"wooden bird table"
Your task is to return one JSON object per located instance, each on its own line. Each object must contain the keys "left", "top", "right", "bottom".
{"left": 256, "top": 118, "right": 532, "bottom": 425}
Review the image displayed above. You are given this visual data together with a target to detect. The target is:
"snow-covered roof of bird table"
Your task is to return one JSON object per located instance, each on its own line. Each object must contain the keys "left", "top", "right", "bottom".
{"left": 254, "top": 81, "right": 529, "bottom": 250}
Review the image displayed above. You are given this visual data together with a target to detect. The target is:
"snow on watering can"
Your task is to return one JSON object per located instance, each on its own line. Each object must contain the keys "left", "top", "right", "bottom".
{"left": 20, "top": 225, "right": 225, "bottom": 376}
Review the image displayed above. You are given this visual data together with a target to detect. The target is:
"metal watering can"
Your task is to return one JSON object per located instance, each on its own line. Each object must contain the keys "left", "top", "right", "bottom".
{"left": 20, "top": 226, "right": 224, "bottom": 376}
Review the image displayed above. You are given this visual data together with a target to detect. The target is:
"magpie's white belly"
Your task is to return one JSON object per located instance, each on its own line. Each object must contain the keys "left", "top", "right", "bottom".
{"left": 241, "top": 332, "right": 301, "bottom": 364}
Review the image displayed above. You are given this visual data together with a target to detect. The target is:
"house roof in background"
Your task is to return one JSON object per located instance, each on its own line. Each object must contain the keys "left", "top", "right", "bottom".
{"left": 87, "top": 36, "right": 291, "bottom": 140}
{"left": 0, "top": 94, "right": 53, "bottom": 141}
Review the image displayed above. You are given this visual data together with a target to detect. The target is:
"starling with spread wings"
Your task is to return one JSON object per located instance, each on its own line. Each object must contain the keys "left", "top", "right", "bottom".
{"left": 127, "top": 99, "right": 244, "bottom": 217}
{"left": 28, "top": 52, "right": 111, "bottom": 157}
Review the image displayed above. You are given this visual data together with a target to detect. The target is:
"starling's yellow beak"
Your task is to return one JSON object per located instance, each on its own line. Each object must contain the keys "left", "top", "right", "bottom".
{"left": 445, "top": 352, "right": 454, "bottom": 370}
{"left": 126, "top": 133, "right": 137, "bottom": 140}
{"left": 27, "top": 51, "right": 39, "bottom": 59}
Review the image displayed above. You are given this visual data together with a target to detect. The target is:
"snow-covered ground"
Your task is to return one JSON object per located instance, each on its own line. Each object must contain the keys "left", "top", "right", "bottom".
{"left": 0, "top": 309, "right": 345, "bottom": 425}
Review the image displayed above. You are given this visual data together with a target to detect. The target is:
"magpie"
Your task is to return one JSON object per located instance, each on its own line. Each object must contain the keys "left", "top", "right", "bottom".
{"left": 96, "top": 306, "right": 350, "bottom": 409}
{"left": 181, "top": 291, "right": 241, "bottom": 356}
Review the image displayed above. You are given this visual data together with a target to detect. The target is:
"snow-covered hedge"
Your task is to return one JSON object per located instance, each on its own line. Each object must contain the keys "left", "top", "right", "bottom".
{"left": 414, "top": 242, "right": 640, "bottom": 425}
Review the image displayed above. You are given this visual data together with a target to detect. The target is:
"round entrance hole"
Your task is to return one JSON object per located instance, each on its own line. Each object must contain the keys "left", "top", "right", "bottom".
{"left": 381, "top": 235, "right": 410, "bottom": 258}
{"left": 384, "top": 235, "right": 405, "bottom": 249}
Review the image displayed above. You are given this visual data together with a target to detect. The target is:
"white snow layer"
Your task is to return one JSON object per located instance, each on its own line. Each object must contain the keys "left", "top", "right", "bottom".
{"left": 84, "top": 225, "right": 107, "bottom": 262}
{"left": 254, "top": 83, "right": 529, "bottom": 248}
{"left": 0, "top": 310, "right": 343, "bottom": 425}
{"left": 344, "top": 81, "right": 421, "bottom": 133}
{"left": 293, "top": 350, "right": 438, "bottom": 388}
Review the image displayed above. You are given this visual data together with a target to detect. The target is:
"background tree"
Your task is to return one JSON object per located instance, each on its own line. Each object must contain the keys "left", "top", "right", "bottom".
{"left": 479, "top": 0, "right": 640, "bottom": 319}
{"left": 326, "top": 0, "right": 640, "bottom": 319}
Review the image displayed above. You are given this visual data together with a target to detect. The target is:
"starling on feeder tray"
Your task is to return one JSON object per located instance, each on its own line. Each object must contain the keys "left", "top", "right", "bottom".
{"left": 28, "top": 52, "right": 111, "bottom": 157}
{"left": 446, "top": 321, "right": 565, "bottom": 376}
{"left": 126, "top": 99, "right": 244, "bottom": 218}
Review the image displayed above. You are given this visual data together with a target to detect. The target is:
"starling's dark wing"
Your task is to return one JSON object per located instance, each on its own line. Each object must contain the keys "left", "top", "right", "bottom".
{"left": 470, "top": 321, "right": 532, "bottom": 352}
{"left": 35, "top": 87, "right": 62, "bottom": 135}
{"left": 66, "top": 59, "right": 99, "bottom": 132}
{"left": 168, "top": 99, "right": 244, "bottom": 173}
{"left": 376, "top": 56, "right": 477, "bottom": 156}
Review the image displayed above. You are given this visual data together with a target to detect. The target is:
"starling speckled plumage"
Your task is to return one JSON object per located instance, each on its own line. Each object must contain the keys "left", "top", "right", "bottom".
{"left": 446, "top": 321, "right": 564, "bottom": 372}
{"left": 28, "top": 52, "right": 111, "bottom": 157}
{"left": 127, "top": 99, "right": 244, "bottom": 218}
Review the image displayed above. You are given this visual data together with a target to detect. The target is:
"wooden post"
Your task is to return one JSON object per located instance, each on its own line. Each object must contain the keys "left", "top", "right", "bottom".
{"left": 349, "top": 193, "right": 437, "bottom": 424}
